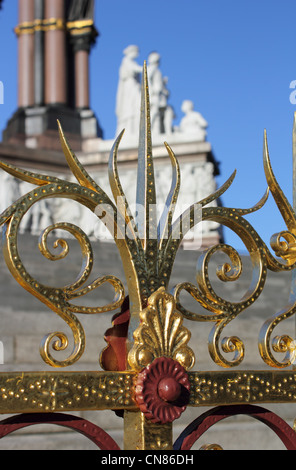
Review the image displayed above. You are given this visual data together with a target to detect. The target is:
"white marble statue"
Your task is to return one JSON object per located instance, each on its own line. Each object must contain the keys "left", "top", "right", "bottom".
{"left": 178, "top": 100, "right": 208, "bottom": 140}
{"left": 115, "top": 45, "right": 142, "bottom": 138}
{"left": 0, "top": 173, "right": 21, "bottom": 214}
{"left": 30, "top": 199, "right": 53, "bottom": 235}
{"left": 147, "top": 52, "right": 174, "bottom": 135}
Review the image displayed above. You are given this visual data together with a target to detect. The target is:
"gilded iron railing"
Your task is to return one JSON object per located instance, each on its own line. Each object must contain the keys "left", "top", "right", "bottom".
{"left": 0, "top": 63, "right": 296, "bottom": 450}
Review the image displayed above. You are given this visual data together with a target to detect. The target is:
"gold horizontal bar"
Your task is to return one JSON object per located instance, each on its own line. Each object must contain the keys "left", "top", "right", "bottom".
{"left": 66, "top": 19, "right": 94, "bottom": 30}
{"left": 0, "top": 371, "right": 137, "bottom": 414}
{"left": 0, "top": 369, "right": 296, "bottom": 416}
{"left": 15, "top": 18, "right": 94, "bottom": 36}
{"left": 68, "top": 27, "right": 93, "bottom": 37}
{"left": 188, "top": 370, "right": 296, "bottom": 407}
{"left": 42, "top": 18, "right": 65, "bottom": 32}
{"left": 15, "top": 18, "right": 65, "bottom": 36}
{"left": 14, "top": 21, "right": 35, "bottom": 36}
{"left": 66, "top": 20, "right": 97, "bottom": 38}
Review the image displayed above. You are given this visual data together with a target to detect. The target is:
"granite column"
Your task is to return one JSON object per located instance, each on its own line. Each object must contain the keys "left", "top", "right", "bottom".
{"left": 17, "top": 0, "right": 35, "bottom": 108}
{"left": 34, "top": 0, "right": 45, "bottom": 107}
{"left": 73, "top": 38, "right": 91, "bottom": 109}
{"left": 44, "top": 0, "right": 67, "bottom": 105}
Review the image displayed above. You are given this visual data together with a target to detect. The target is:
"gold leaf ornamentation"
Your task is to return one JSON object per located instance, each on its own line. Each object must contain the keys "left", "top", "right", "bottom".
{"left": 128, "top": 288, "right": 195, "bottom": 371}
{"left": 2, "top": 60, "right": 296, "bottom": 373}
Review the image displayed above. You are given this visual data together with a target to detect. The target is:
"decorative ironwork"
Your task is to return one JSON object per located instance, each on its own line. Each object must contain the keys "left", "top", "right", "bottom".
{"left": 0, "top": 61, "right": 296, "bottom": 449}
{"left": 173, "top": 405, "right": 296, "bottom": 450}
{"left": 173, "top": 128, "right": 296, "bottom": 370}
{"left": 135, "top": 356, "right": 190, "bottom": 424}
{"left": 129, "top": 288, "right": 195, "bottom": 372}
{"left": 0, "top": 371, "right": 136, "bottom": 414}
{"left": 0, "top": 413, "right": 121, "bottom": 450}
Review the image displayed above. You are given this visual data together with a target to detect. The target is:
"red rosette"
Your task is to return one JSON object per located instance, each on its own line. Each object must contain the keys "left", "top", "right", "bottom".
{"left": 135, "top": 357, "right": 190, "bottom": 424}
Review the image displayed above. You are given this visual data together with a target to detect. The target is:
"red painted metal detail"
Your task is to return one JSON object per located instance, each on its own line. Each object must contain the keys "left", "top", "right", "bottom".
{"left": 101, "top": 296, "right": 130, "bottom": 372}
{"left": 0, "top": 413, "right": 121, "bottom": 450}
{"left": 174, "top": 404, "right": 296, "bottom": 450}
{"left": 135, "top": 357, "right": 190, "bottom": 424}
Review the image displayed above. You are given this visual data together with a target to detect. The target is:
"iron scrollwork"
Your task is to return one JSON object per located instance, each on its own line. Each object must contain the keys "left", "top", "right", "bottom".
{"left": 173, "top": 127, "right": 296, "bottom": 369}
{"left": 0, "top": 126, "right": 126, "bottom": 368}
{"left": 0, "top": 62, "right": 296, "bottom": 375}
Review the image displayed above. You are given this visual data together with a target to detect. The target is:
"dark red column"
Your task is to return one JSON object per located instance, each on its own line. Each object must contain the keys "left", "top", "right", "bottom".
{"left": 75, "top": 47, "right": 90, "bottom": 109}
{"left": 68, "top": 21, "right": 98, "bottom": 110}
{"left": 17, "top": 0, "right": 35, "bottom": 108}
{"left": 44, "top": 0, "right": 67, "bottom": 105}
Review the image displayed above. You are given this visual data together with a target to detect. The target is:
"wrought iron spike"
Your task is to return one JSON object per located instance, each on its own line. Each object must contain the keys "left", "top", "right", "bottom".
{"left": 136, "top": 61, "right": 157, "bottom": 250}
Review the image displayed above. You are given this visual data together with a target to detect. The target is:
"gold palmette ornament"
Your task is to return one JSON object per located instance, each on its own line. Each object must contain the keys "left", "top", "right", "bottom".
{"left": 129, "top": 288, "right": 195, "bottom": 371}
{"left": 0, "top": 62, "right": 296, "bottom": 376}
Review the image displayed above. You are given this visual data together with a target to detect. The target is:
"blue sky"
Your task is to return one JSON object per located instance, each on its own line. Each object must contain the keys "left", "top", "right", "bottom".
{"left": 0, "top": 0, "right": 296, "bottom": 252}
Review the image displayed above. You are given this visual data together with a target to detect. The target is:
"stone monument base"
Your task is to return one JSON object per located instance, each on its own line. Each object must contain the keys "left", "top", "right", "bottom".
{"left": 0, "top": 131, "right": 223, "bottom": 249}
{"left": 2, "top": 105, "right": 103, "bottom": 152}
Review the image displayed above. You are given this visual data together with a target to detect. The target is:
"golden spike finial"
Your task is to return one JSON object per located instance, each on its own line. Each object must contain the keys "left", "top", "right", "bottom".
{"left": 136, "top": 61, "right": 157, "bottom": 251}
